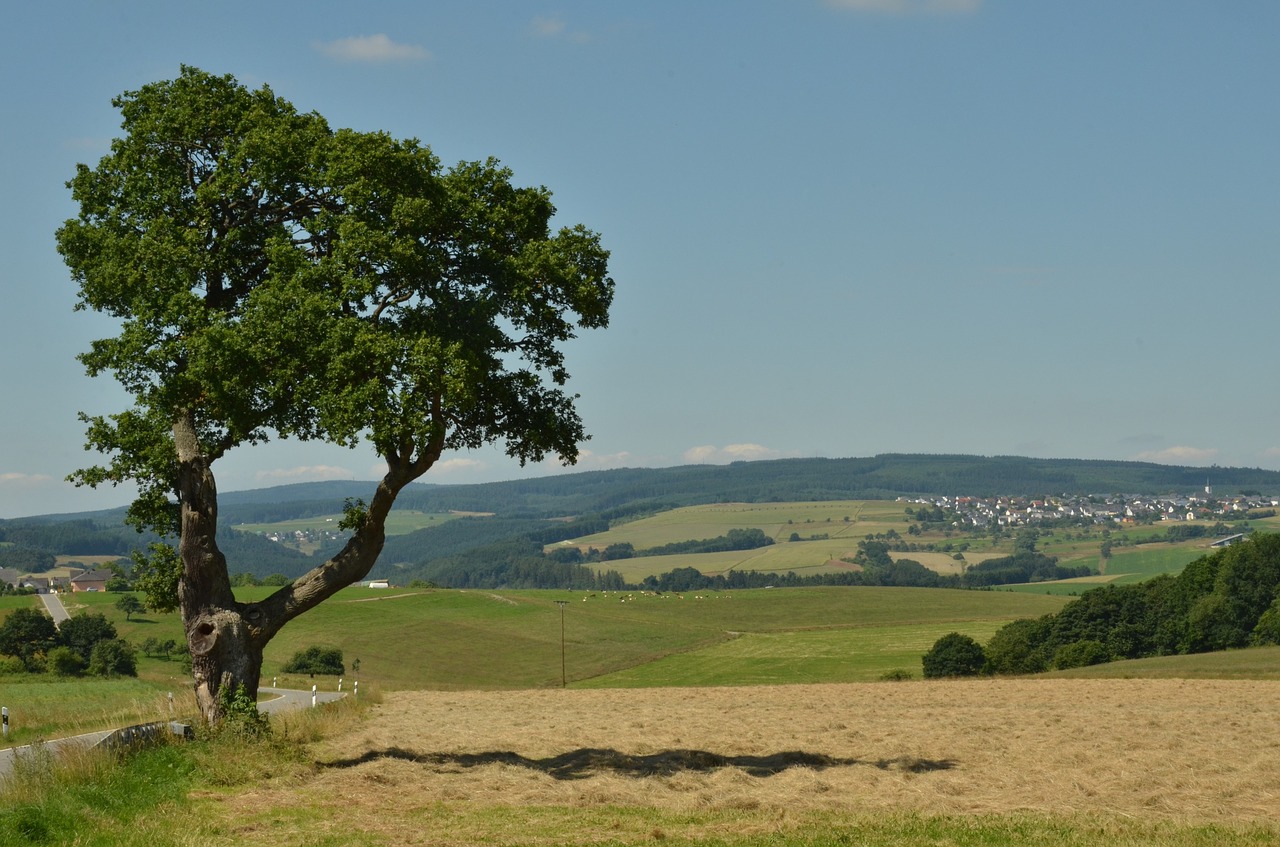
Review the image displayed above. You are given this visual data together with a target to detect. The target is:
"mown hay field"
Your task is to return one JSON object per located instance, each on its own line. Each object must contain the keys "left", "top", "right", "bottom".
{"left": 209, "top": 677, "right": 1280, "bottom": 845}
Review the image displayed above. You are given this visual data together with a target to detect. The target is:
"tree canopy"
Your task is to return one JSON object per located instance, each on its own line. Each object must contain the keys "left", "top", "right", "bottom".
{"left": 56, "top": 66, "right": 613, "bottom": 721}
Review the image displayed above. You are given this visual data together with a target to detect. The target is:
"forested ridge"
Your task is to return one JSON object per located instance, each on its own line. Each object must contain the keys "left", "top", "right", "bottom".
{"left": 4, "top": 455, "right": 1279, "bottom": 587}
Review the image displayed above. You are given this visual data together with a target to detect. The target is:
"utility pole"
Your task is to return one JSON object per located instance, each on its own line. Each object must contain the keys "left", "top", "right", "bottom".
{"left": 555, "top": 600, "right": 568, "bottom": 687}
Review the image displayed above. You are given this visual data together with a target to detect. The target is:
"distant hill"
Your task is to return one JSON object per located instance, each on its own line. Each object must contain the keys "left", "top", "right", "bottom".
{"left": 4, "top": 454, "right": 1278, "bottom": 583}
{"left": 220, "top": 454, "right": 1280, "bottom": 521}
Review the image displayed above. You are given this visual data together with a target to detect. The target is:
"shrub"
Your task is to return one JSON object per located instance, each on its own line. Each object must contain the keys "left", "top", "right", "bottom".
{"left": 88, "top": 639, "right": 137, "bottom": 677}
{"left": 922, "top": 632, "right": 986, "bottom": 679}
{"left": 1052, "top": 639, "right": 1111, "bottom": 670}
{"left": 48, "top": 646, "right": 85, "bottom": 677}
{"left": 880, "top": 668, "right": 914, "bottom": 681}
{"left": 282, "top": 645, "right": 345, "bottom": 676}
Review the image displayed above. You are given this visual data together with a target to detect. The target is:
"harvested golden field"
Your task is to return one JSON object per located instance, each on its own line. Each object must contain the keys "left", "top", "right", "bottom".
{"left": 221, "top": 679, "right": 1280, "bottom": 844}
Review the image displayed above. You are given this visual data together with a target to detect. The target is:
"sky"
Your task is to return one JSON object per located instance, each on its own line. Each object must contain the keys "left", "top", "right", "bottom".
{"left": 2, "top": 1, "right": 1278, "bottom": 518}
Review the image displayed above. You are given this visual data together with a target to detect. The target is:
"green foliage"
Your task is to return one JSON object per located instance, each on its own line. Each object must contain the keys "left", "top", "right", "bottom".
{"left": 87, "top": 638, "right": 137, "bottom": 677}
{"left": 114, "top": 594, "right": 145, "bottom": 620}
{"left": 282, "top": 645, "right": 345, "bottom": 676}
{"left": 212, "top": 683, "right": 271, "bottom": 739}
{"left": 1051, "top": 639, "right": 1111, "bottom": 670}
{"left": 58, "top": 612, "right": 118, "bottom": 664}
{"left": 339, "top": 497, "right": 368, "bottom": 532}
{"left": 128, "top": 542, "right": 181, "bottom": 613}
{"left": 0, "top": 546, "right": 57, "bottom": 572}
{"left": 59, "top": 65, "right": 614, "bottom": 537}
{"left": 986, "top": 533, "right": 1280, "bottom": 674}
{"left": 47, "top": 645, "right": 85, "bottom": 677}
{"left": 983, "top": 617, "right": 1051, "bottom": 675}
{"left": 1252, "top": 599, "right": 1280, "bottom": 646}
{"left": 0, "top": 607, "right": 59, "bottom": 671}
{"left": 921, "top": 632, "right": 986, "bottom": 678}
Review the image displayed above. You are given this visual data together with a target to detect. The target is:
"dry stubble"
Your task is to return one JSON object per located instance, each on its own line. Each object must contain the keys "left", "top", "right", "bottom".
{"left": 227, "top": 678, "right": 1280, "bottom": 842}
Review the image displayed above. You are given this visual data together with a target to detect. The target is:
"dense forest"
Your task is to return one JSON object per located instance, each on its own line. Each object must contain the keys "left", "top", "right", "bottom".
{"left": 980, "top": 533, "right": 1280, "bottom": 673}
{"left": 3, "top": 454, "right": 1278, "bottom": 588}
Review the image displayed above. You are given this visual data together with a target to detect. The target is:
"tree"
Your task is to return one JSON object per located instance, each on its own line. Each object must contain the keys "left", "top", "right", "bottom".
{"left": 115, "top": 594, "right": 145, "bottom": 621}
{"left": 0, "top": 607, "right": 59, "bottom": 671}
{"left": 921, "top": 632, "right": 986, "bottom": 679}
{"left": 59, "top": 612, "right": 119, "bottom": 664}
{"left": 57, "top": 67, "right": 613, "bottom": 723}
{"left": 282, "top": 645, "right": 345, "bottom": 676}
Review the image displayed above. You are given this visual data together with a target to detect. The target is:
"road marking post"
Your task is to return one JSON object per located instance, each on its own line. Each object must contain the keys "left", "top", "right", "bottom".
{"left": 311, "top": 685, "right": 317, "bottom": 708}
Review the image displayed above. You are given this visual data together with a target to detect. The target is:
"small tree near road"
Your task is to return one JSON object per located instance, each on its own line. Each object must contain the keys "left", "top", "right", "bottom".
{"left": 922, "top": 632, "right": 987, "bottom": 679}
{"left": 283, "top": 646, "right": 345, "bottom": 677}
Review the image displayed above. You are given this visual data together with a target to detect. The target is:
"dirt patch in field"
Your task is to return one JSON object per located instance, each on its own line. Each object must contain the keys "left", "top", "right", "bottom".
{"left": 251, "top": 679, "right": 1280, "bottom": 828}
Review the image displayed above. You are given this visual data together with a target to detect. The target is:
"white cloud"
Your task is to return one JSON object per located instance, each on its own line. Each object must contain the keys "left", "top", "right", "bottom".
{"left": 432, "top": 458, "right": 488, "bottom": 476}
{"left": 682, "top": 443, "right": 785, "bottom": 465}
{"left": 0, "top": 472, "right": 54, "bottom": 485}
{"left": 825, "top": 0, "right": 981, "bottom": 15}
{"left": 1133, "top": 446, "right": 1220, "bottom": 466}
{"left": 314, "top": 34, "right": 430, "bottom": 63}
{"left": 254, "top": 465, "right": 355, "bottom": 482}
{"left": 528, "top": 16, "right": 591, "bottom": 43}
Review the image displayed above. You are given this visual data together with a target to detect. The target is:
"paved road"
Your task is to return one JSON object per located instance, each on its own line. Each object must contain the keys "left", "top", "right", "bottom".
{"left": 38, "top": 592, "right": 70, "bottom": 625}
{"left": 258, "top": 686, "right": 346, "bottom": 713}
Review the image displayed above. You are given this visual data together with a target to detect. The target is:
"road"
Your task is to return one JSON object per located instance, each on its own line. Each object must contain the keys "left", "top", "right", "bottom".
{"left": 38, "top": 591, "right": 70, "bottom": 625}
{"left": 258, "top": 686, "right": 346, "bottom": 713}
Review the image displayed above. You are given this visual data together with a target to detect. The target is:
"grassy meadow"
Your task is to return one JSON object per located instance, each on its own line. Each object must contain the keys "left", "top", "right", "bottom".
{"left": 0, "top": 585, "right": 1069, "bottom": 741}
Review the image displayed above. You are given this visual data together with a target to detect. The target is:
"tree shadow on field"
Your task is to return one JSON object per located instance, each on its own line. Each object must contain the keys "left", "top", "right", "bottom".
{"left": 320, "top": 747, "right": 956, "bottom": 780}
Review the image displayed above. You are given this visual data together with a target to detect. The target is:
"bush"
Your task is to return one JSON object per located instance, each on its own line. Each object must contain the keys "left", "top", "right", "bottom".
{"left": 88, "top": 639, "right": 137, "bottom": 677}
{"left": 922, "top": 632, "right": 986, "bottom": 679}
{"left": 1052, "top": 639, "right": 1111, "bottom": 670}
{"left": 48, "top": 646, "right": 85, "bottom": 677}
{"left": 282, "top": 645, "right": 345, "bottom": 676}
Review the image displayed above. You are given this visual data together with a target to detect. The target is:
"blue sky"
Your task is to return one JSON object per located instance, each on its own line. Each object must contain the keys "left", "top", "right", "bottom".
{"left": 2, "top": 1, "right": 1278, "bottom": 518}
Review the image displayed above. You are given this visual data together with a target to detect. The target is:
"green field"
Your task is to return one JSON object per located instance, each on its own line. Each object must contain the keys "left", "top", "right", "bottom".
{"left": 0, "top": 585, "right": 1069, "bottom": 736}
{"left": 549, "top": 500, "right": 1232, "bottom": 590}
{"left": 1047, "top": 644, "right": 1280, "bottom": 680}
{"left": 562, "top": 499, "right": 907, "bottom": 548}
{"left": 227, "top": 509, "right": 459, "bottom": 554}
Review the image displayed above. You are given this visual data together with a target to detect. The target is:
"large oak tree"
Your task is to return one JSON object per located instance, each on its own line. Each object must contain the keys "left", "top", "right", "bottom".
{"left": 56, "top": 67, "right": 613, "bottom": 723}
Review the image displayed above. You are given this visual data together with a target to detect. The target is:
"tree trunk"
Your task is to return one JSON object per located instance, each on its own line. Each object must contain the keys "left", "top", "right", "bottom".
{"left": 173, "top": 413, "right": 427, "bottom": 725}
{"left": 174, "top": 413, "right": 264, "bottom": 723}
